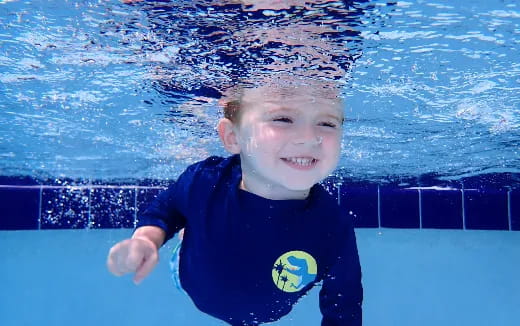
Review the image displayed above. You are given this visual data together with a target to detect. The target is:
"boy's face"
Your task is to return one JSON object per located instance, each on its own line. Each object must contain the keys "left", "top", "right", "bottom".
{"left": 231, "top": 84, "right": 343, "bottom": 199}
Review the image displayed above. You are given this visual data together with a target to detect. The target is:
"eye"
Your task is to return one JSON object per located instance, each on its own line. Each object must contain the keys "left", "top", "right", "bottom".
{"left": 273, "top": 116, "right": 293, "bottom": 123}
{"left": 318, "top": 121, "right": 338, "bottom": 128}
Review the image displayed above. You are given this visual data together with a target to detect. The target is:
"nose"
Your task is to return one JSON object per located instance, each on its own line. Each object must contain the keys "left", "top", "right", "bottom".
{"left": 292, "top": 126, "right": 322, "bottom": 146}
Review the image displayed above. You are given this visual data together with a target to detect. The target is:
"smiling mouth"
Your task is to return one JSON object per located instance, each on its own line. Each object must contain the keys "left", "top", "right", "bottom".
{"left": 281, "top": 157, "right": 318, "bottom": 169}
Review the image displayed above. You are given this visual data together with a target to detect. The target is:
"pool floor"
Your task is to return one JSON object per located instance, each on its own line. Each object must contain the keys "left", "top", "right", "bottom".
{"left": 1, "top": 228, "right": 519, "bottom": 326}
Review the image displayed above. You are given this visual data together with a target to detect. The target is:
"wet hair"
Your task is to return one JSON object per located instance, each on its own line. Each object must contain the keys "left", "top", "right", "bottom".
{"left": 223, "top": 99, "right": 242, "bottom": 124}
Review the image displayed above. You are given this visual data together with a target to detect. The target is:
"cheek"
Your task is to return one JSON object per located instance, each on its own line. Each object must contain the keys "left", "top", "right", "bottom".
{"left": 252, "top": 126, "right": 285, "bottom": 147}
{"left": 322, "top": 134, "right": 342, "bottom": 155}
{"left": 255, "top": 126, "right": 278, "bottom": 140}
{"left": 239, "top": 126, "right": 278, "bottom": 154}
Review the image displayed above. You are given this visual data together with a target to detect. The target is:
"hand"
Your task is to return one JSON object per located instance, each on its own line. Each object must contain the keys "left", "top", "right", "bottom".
{"left": 107, "top": 237, "right": 159, "bottom": 285}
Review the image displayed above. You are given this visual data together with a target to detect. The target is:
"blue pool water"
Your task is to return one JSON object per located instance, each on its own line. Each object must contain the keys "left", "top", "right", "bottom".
{"left": 1, "top": 0, "right": 520, "bottom": 325}
{"left": 0, "top": 0, "right": 518, "bottom": 181}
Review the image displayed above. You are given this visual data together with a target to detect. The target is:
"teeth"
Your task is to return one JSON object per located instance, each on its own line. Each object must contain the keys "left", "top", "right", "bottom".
{"left": 286, "top": 157, "right": 314, "bottom": 166}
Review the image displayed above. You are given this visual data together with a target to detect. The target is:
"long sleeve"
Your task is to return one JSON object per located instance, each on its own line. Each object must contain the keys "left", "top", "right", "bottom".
{"left": 319, "top": 216, "right": 363, "bottom": 326}
{"left": 135, "top": 164, "right": 198, "bottom": 243}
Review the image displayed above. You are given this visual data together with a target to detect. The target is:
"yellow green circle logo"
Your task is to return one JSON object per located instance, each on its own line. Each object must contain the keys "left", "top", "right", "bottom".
{"left": 272, "top": 250, "right": 317, "bottom": 293}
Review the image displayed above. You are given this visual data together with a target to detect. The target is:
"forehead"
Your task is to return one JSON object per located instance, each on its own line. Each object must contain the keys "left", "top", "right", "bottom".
{"left": 240, "top": 83, "right": 343, "bottom": 117}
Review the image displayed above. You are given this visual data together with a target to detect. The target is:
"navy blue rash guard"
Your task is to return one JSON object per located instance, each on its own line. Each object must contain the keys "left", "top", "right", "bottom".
{"left": 137, "top": 155, "right": 363, "bottom": 326}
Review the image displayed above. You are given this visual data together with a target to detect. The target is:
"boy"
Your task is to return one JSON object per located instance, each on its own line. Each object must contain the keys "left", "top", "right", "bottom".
{"left": 107, "top": 79, "right": 363, "bottom": 325}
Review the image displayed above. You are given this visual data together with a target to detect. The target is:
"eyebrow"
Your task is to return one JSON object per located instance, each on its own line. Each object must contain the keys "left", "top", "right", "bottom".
{"left": 264, "top": 107, "right": 294, "bottom": 114}
{"left": 322, "top": 114, "right": 344, "bottom": 124}
{"left": 264, "top": 107, "right": 344, "bottom": 123}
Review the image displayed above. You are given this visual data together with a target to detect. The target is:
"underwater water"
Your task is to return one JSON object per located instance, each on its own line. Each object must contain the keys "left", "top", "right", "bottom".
{"left": 0, "top": 0, "right": 518, "bottom": 182}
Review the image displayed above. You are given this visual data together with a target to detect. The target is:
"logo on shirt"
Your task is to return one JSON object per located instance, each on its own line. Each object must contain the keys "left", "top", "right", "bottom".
{"left": 272, "top": 250, "right": 317, "bottom": 293}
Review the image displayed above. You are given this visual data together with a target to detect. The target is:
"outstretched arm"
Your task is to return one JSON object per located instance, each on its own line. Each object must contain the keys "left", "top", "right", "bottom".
{"left": 106, "top": 164, "right": 195, "bottom": 284}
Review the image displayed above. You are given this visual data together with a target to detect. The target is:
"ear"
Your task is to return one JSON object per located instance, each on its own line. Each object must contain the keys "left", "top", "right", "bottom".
{"left": 217, "top": 118, "right": 241, "bottom": 154}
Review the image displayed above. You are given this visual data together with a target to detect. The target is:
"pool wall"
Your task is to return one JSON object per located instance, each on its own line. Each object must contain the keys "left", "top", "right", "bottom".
{"left": 0, "top": 173, "right": 518, "bottom": 231}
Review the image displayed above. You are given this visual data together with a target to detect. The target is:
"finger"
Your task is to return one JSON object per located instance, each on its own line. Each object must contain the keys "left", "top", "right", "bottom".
{"left": 107, "top": 258, "right": 124, "bottom": 276}
{"left": 107, "top": 243, "right": 127, "bottom": 276}
{"left": 133, "top": 249, "right": 158, "bottom": 285}
{"left": 108, "top": 240, "right": 138, "bottom": 276}
{"left": 123, "top": 244, "right": 145, "bottom": 271}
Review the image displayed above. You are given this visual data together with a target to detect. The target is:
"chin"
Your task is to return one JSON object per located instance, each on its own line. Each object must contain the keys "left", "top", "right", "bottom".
{"left": 281, "top": 170, "right": 330, "bottom": 190}
{"left": 282, "top": 180, "right": 319, "bottom": 192}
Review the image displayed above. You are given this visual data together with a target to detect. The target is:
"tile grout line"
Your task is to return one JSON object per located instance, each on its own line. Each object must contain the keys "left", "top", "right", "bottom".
{"left": 87, "top": 186, "right": 92, "bottom": 229}
{"left": 461, "top": 189, "right": 466, "bottom": 230}
{"left": 0, "top": 184, "right": 167, "bottom": 190}
{"left": 134, "top": 187, "right": 138, "bottom": 229}
{"left": 377, "top": 185, "right": 381, "bottom": 228}
{"left": 337, "top": 184, "right": 341, "bottom": 206}
{"left": 38, "top": 185, "right": 42, "bottom": 230}
{"left": 418, "top": 189, "right": 422, "bottom": 229}
{"left": 507, "top": 190, "right": 512, "bottom": 231}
